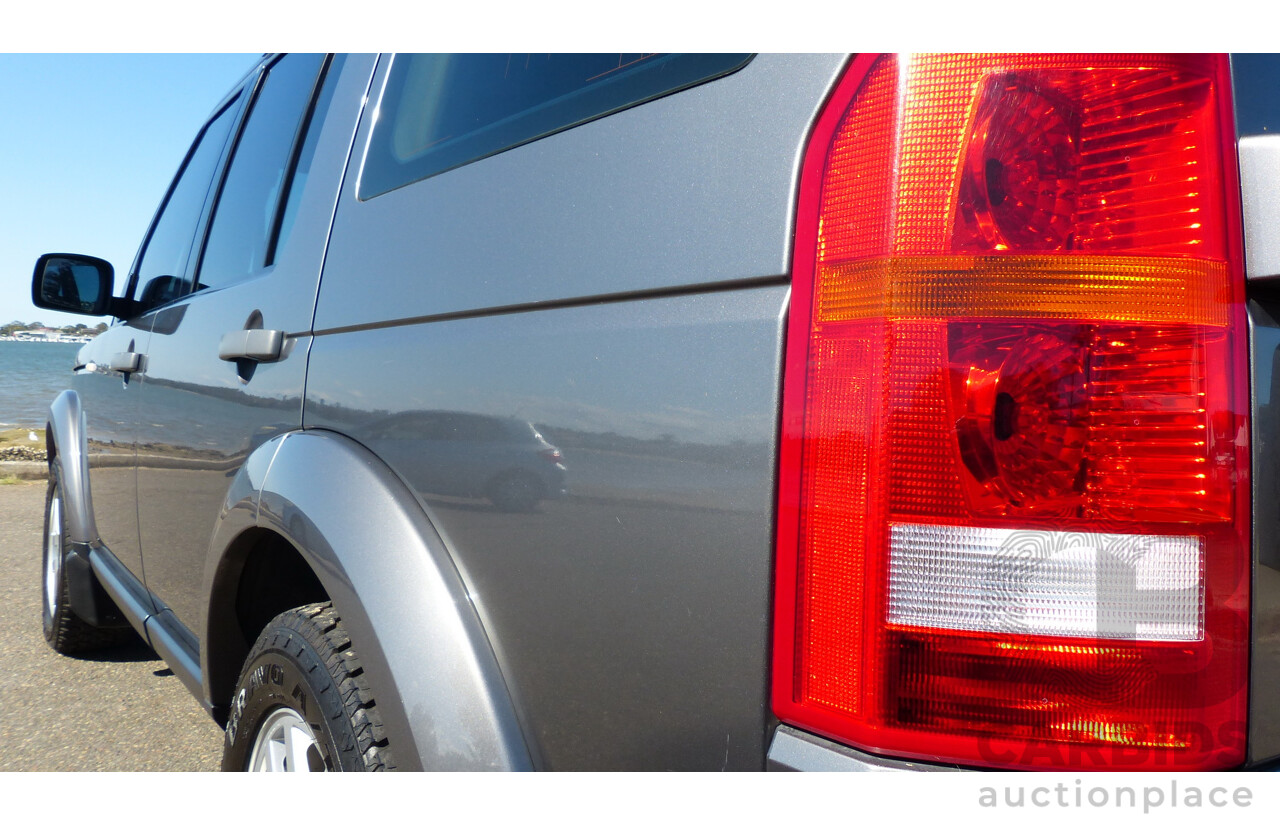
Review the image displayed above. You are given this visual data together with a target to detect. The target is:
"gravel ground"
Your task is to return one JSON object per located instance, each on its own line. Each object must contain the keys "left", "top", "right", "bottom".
{"left": 0, "top": 479, "right": 222, "bottom": 771}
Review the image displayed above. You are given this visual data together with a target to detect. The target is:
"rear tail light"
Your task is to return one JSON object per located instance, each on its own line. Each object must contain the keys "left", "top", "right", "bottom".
{"left": 773, "top": 54, "right": 1249, "bottom": 770}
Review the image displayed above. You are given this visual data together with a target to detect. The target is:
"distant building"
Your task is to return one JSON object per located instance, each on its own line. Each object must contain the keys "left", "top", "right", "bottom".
{"left": 10, "top": 328, "right": 93, "bottom": 343}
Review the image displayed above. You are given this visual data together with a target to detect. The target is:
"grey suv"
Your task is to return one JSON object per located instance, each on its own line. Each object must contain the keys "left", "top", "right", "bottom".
{"left": 31, "top": 53, "right": 1280, "bottom": 771}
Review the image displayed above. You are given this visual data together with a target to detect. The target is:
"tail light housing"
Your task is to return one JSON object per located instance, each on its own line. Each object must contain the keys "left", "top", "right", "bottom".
{"left": 773, "top": 54, "right": 1250, "bottom": 770}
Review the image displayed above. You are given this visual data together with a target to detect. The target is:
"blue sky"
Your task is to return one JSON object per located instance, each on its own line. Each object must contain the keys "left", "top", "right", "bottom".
{"left": 0, "top": 54, "right": 261, "bottom": 327}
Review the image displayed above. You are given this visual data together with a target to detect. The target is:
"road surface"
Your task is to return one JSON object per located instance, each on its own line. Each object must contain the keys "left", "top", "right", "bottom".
{"left": 0, "top": 478, "right": 221, "bottom": 771}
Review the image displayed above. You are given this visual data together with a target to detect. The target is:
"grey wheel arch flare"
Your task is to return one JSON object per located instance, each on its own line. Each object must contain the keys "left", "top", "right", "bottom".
{"left": 202, "top": 429, "right": 535, "bottom": 771}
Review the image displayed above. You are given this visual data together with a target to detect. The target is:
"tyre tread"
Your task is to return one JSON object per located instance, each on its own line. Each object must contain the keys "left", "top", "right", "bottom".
{"left": 242, "top": 602, "right": 396, "bottom": 771}
{"left": 43, "top": 466, "right": 135, "bottom": 655}
{"left": 47, "top": 600, "right": 133, "bottom": 654}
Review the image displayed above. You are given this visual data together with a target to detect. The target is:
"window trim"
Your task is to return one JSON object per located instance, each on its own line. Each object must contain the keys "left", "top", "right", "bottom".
{"left": 263, "top": 54, "right": 338, "bottom": 268}
{"left": 190, "top": 53, "right": 331, "bottom": 293}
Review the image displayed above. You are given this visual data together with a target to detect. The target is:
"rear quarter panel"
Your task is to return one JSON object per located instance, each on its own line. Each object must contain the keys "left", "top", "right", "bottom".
{"left": 305, "top": 53, "right": 846, "bottom": 769}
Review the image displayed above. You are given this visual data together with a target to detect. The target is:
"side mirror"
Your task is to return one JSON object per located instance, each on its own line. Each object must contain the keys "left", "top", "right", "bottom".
{"left": 31, "top": 253, "right": 115, "bottom": 317}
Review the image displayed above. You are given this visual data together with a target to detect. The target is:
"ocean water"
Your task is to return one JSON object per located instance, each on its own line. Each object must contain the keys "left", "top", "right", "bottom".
{"left": 0, "top": 341, "right": 82, "bottom": 429}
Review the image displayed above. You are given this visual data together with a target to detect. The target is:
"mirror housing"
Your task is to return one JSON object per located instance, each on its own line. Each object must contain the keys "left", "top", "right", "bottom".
{"left": 31, "top": 253, "right": 116, "bottom": 317}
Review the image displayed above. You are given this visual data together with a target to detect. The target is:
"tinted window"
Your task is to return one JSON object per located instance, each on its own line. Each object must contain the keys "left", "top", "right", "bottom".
{"left": 1233, "top": 54, "right": 1280, "bottom": 136}
{"left": 360, "top": 53, "right": 752, "bottom": 198}
{"left": 273, "top": 54, "right": 347, "bottom": 264}
{"left": 197, "top": 53, "right": 327, "bottom": 291}
{"left": 134, "top": 95, "right": 240, "bottom": 309}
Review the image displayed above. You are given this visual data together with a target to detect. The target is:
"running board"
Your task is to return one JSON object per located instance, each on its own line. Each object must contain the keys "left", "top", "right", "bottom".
{"left": 88, "top": 545, "right": 208, "bottom": 713}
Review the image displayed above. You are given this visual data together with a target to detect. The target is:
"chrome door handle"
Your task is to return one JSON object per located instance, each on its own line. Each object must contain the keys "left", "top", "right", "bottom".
{"left": 219, "top": 329, "right": 285, "bottom": 363}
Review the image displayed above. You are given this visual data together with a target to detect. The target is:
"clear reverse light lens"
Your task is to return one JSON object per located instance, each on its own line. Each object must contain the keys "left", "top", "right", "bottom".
{"left": 887, "top": 523, "right": 1203, "bottom": 641}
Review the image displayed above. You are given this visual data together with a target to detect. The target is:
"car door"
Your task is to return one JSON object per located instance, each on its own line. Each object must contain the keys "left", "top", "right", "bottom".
{"left": 132, "top": 54, "right": 371, "bottom": 638}
{"left": 71, "top": 84, "right": 247, "bottom": 590}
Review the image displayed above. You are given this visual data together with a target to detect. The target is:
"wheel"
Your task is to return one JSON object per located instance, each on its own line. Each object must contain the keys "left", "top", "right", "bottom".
{"left": 222, "top": 602, "right": 395, "bottom": 772}
{"left": 42, "top": 464, "right": 132, "bottom": 654}
{"left": 487, "top": 471, "right": 544, "bottom": 512}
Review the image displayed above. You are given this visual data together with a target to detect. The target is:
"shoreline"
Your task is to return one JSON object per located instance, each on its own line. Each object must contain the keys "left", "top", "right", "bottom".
{"left": 0, "top": 335, "right": 96, "bottom": 344}
{"left": 0, "top": 461, "right": 46, "bottom": 480}
{"left": 0, "top": 430, "right": 49, "bottom": 474}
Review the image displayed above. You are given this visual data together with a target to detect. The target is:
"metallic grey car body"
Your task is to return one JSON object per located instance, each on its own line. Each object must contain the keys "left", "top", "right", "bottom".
{"left": 303, "top": 52, "right": 845, "bottom": 770}
{"left": 44, "top": 52, "right": 843, "bottom": 771}
{"left": 41, "top": 52, "right": 1280, "bottom": 771}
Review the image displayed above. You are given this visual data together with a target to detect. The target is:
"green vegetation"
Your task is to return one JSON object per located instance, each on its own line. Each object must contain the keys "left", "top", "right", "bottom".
{"left": 0, "top": 320, "right": 106, "bottom": 337}
{"left": 0, "top": 429, "right": 47, "bottom": 465}
{"left": 0, "top": 429, "right": 46, "bottom": 450}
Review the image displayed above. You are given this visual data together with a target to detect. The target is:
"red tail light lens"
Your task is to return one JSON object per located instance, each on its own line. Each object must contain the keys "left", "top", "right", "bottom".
{"left": 953, "top": 76, "right": 1082, "bottom": 252}
{"left": 774, "top": 54, "right": 1249, "bottom": 770}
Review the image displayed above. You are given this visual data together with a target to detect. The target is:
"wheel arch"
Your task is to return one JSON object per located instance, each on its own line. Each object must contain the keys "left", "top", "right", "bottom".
{"left": 202, "top": 428, "right": 533, "bottom": 771}
{"left": 45, "top": 389, "right": 97, "bottom": 545}
{"left": 203, "top": 525, "right": 329, "bottom": 721}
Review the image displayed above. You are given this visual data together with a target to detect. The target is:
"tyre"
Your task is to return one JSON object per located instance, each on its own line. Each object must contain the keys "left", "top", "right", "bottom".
{"left": 42, "top": 464, "right": 132, "bottom": 654}
{"left": 222, "top": 602, "right": 395, "bottom": 772}
{"left": 487, "top": 470, "right": 544, "bottom": 512}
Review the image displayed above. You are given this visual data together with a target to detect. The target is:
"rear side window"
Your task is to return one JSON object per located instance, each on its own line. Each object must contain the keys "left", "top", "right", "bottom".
{"left": 359, "top": 53, "right": 752, "bottom": 198}
{"left": 197, "top": 53, "right": 328, "bottom": 291}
